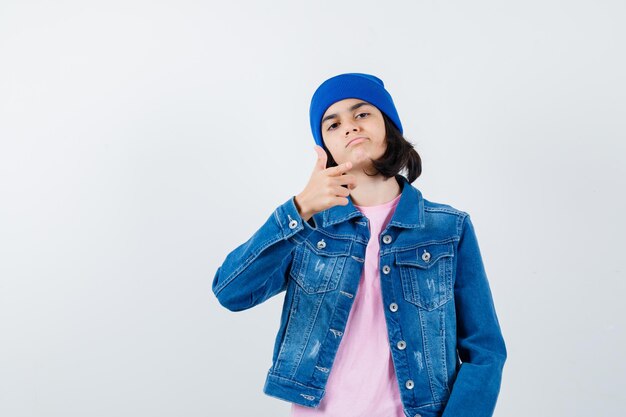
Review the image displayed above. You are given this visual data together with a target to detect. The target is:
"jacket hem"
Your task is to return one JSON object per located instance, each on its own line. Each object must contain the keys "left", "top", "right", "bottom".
{"left": 263, "top": 371, "right": 325, "bottom": 408}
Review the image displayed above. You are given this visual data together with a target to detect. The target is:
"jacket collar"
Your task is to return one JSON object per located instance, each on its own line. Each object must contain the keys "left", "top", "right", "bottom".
{"left": 321, "top": 175, "right": 425, "bottom": 229}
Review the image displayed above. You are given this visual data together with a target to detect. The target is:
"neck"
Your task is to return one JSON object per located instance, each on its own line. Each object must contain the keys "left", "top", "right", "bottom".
{"left": 349, "top": 173, "right": 402, "bottom": 207}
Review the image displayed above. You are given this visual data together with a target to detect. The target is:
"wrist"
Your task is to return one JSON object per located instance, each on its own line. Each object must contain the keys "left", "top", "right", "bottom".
{"left": 294, "top": 195, "right": 313, "bottom": 222}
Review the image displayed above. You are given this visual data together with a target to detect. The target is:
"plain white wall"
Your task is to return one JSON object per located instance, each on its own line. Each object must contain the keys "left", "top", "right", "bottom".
{"left": 1, "top": 1, "right": 624, "bottom": 416}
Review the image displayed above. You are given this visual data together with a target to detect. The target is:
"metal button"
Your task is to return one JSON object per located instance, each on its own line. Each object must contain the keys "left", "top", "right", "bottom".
{"left": 414, "top": 414, "right": 421, "bottom": 417}
{"left": 289, "top": 219, "right": 298, "bottom": 229}
{"left": 317, "top": 239, "right": 326, "bottom": 249}
{"left": 389, "top": 302, "right": 398, "bottom": 312}
{"left": 397, "top": 340, "right": 406, "bottom": 350}
{"left": 421, "top": 250, "right": 431, "bottom": 262}
{"left": 382, "top": 234, "right": 392, "bottom": 244}
{"left": 406, "top": 379, "right": 414, "bottom": 389}
{"left": 382, "top": 265, "right": 391, "bottom": 274}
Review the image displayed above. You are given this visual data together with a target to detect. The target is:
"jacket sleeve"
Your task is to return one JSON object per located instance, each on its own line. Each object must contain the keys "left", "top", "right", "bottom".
{"left": 441, "top": 214, "right": 507, "bottom": 417}
{"left": 211, "top": 196, "right": 317, "bottom": 312}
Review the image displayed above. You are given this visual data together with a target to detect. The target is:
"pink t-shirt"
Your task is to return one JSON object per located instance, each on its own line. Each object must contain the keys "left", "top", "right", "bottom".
{"left": 291, "top": 192, "right": 404, "bottom": 417}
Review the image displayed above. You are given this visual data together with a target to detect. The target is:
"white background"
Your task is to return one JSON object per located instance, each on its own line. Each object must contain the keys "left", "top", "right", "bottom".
{"left": 1, "top": 1, "right": 625, "bottom": 416}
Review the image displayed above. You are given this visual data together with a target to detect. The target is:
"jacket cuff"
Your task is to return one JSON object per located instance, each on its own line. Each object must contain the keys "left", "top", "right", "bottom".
{"left": 275, "top": 196, "right": 317, "bottom": 241}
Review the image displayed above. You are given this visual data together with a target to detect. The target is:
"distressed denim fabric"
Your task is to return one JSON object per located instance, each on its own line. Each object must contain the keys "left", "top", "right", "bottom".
{"left": 212, "top": 175, "right": 507, "bottom": 417}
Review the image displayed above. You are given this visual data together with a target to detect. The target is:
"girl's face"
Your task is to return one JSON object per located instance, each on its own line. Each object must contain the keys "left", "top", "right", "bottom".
{"left": 320, "top": 98, "right": 387, "bottom": 168}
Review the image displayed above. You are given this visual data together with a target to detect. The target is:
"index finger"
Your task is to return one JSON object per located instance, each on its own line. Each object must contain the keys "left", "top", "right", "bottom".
{"left": 326, "top": 161, "right": 353, "bottom": 177}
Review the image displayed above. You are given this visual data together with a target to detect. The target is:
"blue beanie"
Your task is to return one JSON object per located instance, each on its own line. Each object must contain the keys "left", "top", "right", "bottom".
{"left": 309, "top": 73, "right": 403, "bottom": 150}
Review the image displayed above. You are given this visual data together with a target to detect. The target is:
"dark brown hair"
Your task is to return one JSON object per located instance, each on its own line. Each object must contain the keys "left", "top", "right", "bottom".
{"left": 323, "top": 113, "right": 422, "bottom": 184}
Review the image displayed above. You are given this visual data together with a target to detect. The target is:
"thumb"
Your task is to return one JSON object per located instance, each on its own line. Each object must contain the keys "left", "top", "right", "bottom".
{"left": 313, "top": 145, "right": 328, "bottom": 172}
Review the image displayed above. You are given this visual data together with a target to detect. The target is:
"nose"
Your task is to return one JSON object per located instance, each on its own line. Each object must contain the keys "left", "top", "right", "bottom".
{"left": 344, "top": 121, "right": 359, "bottom": 136}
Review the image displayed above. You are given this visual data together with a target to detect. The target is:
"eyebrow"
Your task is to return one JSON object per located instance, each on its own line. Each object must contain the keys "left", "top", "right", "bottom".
{"left": 321, "top": 102, "right": 371, "bottom": 125}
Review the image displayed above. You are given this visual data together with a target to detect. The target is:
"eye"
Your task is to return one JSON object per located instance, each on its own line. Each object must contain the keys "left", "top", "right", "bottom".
{"left": 327, "top": 122, "right": 338, "bottom": 131}
{"left": 356, "top": 112, "right": 369, "bottom": 118}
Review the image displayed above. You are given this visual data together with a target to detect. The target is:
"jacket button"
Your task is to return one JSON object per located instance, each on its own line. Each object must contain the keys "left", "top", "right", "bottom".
{"left": 414, "top": 414, "right": 421, "bottom": 417}
{"left": 397, "top": 340, "right": 406, "bottom": 350}
{"left": 289, "top": 219, "right": 298, "bottom": 229}
{"left": 382, "top": 234, "right": 392, "bottom": 244}
{"left": 389, "top": 302, "right": 398, "bottom": 312}
{"left": 421, "top": 250, "right": 431, "bottom": 262}
{"left": 317, "top": 239, "right": 326, "bottom": 249}
{"left": 382, "top": 265, "right": 391, "bottom": 274}
{"left": 405, "top": 379, "right": 414, "bottom": 389}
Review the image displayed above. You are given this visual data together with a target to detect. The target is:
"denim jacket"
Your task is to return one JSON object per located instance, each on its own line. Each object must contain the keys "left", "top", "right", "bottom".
{"left": 212, "top": 175, "right": 507, "bottom": 417}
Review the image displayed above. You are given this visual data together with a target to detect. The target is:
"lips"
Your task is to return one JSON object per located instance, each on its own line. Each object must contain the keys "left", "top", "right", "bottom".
{"left": 346, "top": 137, "right": 367, "bottom": 147}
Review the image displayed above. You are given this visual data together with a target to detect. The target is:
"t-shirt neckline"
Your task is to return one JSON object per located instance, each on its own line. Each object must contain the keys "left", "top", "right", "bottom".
{"left": 353, "top": 192, "right": 401, "bottom": 211}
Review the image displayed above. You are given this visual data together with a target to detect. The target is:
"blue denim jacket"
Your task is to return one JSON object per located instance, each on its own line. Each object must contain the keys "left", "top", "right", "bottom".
{"left": 212, "top": 175, "right": 507, "bottom": 417}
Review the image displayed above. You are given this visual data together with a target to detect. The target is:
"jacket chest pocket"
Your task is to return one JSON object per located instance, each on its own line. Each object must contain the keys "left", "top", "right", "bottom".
{"left": 395, "top": 241, "right": 455, "bottom": 311}
{"left": 289, "top": 234, "right": 352, "bottom": 294}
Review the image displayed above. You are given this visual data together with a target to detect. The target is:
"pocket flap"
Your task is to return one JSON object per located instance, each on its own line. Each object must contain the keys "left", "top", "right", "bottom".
{"left": 302, "top": 231, "right": 352, "bottom": 256}
{"left": 395, "top": 241, "right": 454, "bottom": 269}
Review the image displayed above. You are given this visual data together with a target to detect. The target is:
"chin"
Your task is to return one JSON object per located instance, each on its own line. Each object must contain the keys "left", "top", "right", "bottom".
{"left": 350, "top": 149, "right": 373, "bottom": 164}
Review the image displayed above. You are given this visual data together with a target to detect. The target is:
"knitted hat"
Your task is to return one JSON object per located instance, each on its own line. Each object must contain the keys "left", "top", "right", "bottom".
{"left": 309, "top": 73, "right": 403, "bottom": 149}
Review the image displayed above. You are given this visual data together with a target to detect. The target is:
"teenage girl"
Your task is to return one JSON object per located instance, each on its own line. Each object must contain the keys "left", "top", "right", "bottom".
{"left": 212, "top": 73, "right": 507, "bottom": 417}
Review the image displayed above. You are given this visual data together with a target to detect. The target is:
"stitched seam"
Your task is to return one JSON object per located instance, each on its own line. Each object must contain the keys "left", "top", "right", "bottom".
{"left": 213, "top": 234, "right": 285, "bottom": 295}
